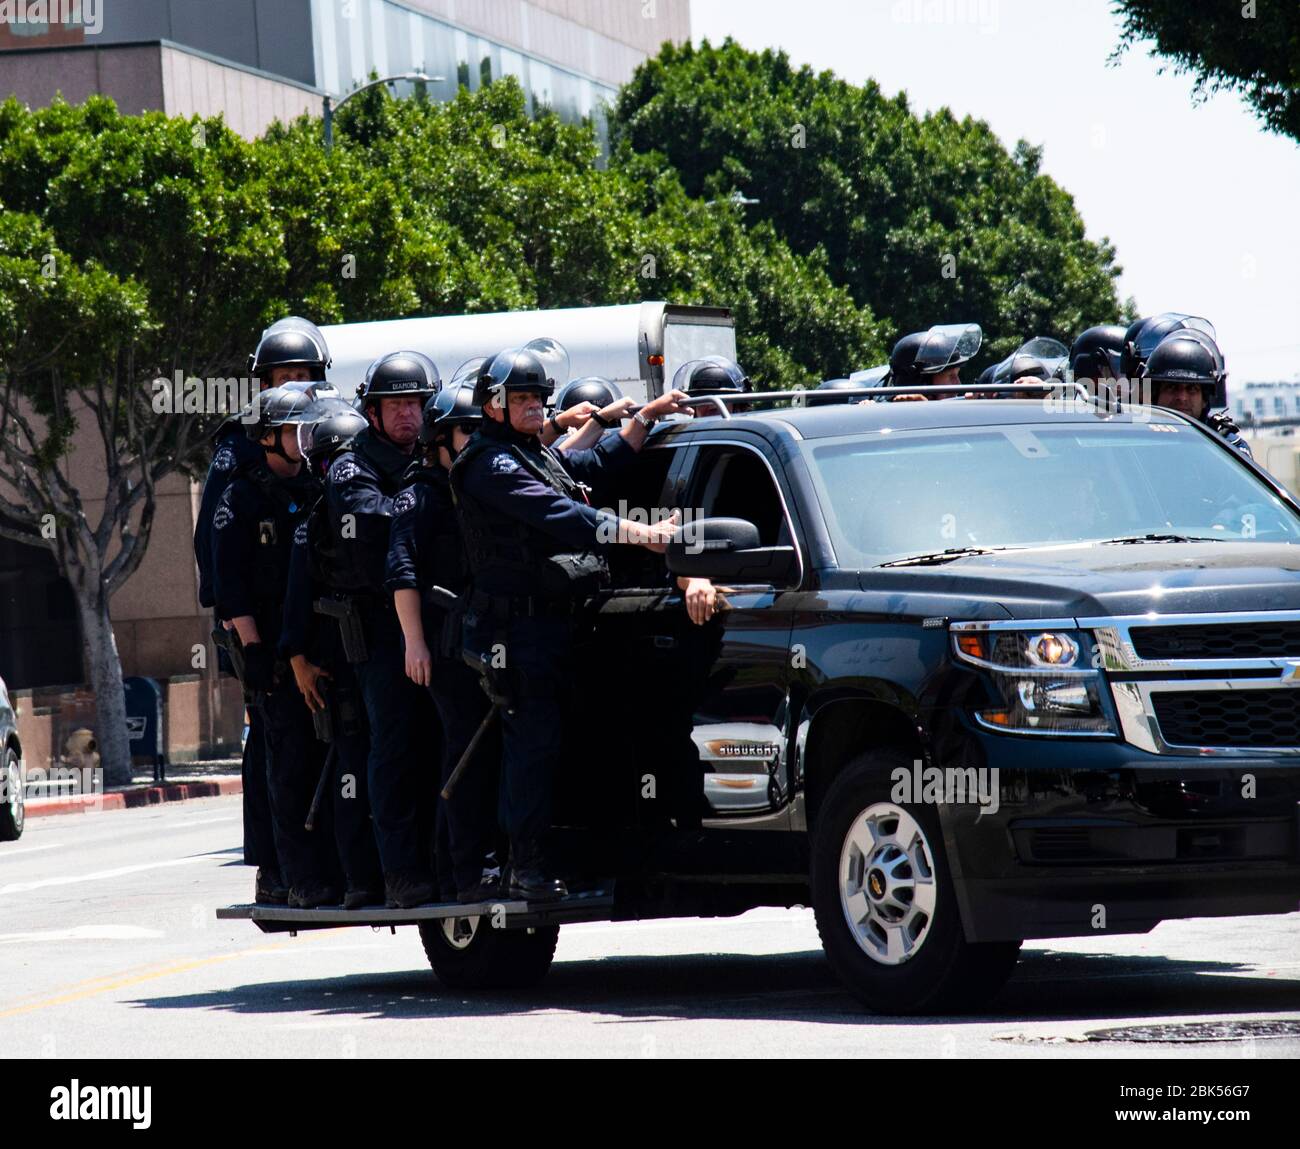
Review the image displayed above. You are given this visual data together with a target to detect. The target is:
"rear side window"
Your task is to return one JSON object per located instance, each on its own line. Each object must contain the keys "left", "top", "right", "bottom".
{"left": 686, "top": 444, "right": 792, "bottom": 547}
{"left": 596, "top": 446, "right": 678, "bottom": 590}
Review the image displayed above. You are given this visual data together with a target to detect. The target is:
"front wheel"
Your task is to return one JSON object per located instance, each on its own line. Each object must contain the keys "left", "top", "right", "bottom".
{"left": 0, "top": 746, "right": 24, "bottom": 842}
{"left": 418, "top": 915, "right": 558, "bottom": 990}
{"left": 811, "top": 749, "right": 1019, "bottom": 1014}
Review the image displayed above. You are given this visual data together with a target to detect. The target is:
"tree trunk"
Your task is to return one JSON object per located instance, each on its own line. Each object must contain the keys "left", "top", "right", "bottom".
{"left": 78, "top": 595, "right": 133, "bottom": 788}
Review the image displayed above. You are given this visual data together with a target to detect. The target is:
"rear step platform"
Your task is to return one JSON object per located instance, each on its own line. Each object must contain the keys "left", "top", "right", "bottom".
{"left": 216, "top": 886, "right": 616, "bottom": 934}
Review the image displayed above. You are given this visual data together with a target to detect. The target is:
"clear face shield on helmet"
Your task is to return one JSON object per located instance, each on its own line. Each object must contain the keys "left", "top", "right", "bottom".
{"left": 1133, "top": 313, "right": 1216, "bottom": 370}
{"left": 449, "top": 355, "right": 489, "bottom": 391}
{"left": 914, "top": 323, "right": 983, "bottom": 374}
{"left": 259, "top": 316, "right": 331, "bottom": 367}
{"left": 521, "top": 338, "right": 570, "bottom": 410}
{"left": 295, "top": 397, "right": 358, "bottom": 458}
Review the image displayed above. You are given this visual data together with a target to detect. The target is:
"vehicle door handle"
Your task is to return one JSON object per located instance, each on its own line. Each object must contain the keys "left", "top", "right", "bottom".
{"left": 652, "top": 635, "right": 677, "bottom": 650}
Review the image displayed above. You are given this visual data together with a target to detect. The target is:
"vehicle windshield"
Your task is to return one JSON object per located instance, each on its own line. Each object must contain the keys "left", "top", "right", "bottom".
{"left": 804, "top": 420, "right": 1300, "bottom": 568}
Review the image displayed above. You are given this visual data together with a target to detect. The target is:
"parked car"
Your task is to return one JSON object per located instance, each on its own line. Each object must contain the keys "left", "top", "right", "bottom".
{"left": 222, "top": 391, "right": 1300, "bottom": 1014}
{"left": 0, "top": 675, "right": 24, "bottom": 841}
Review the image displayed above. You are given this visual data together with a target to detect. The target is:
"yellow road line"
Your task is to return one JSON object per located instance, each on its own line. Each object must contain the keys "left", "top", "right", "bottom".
{"left": 0, "top": 944, "right": 287, "bottom": 1020}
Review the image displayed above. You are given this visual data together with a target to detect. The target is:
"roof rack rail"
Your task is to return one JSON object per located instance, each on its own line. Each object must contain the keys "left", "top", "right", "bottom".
{"left": 673, "top": 380, "right": 1118, "bottom": 419}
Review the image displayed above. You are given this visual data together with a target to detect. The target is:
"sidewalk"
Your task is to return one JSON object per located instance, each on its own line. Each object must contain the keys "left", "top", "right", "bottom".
{"left": 25, "top": 759, "right": 243, "bottom": 820}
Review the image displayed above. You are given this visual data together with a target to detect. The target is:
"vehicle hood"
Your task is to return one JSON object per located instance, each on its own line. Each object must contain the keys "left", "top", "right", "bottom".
{"left": 857, "top": 542, "right": 1300, "bottom": 619}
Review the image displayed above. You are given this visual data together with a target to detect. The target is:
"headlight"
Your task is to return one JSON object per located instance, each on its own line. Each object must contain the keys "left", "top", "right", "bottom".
{"left": 951, "top": 622, "right": 1116, "bottom": 736}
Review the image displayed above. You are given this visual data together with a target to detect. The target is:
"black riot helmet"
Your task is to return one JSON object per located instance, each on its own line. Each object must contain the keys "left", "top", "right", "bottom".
{"left": 296, "top": 397, "right": 368, "bottom": 465}
{"left": 1070, "top": 324, "right": 1126, "bottom": 382}
{"left": 1142, "top": 329, "right": 1228, "bottom": 409}
{"left": 888, "top": 323, "right": 982, "bottom": 386}
{"left": 472, "top": 346, "right": 555, "bottom": 409}
{"left": 248, "top": 317, "right": 331, "bottom": 382}
{"left": 420, "top": 382, "right": 482, "bottom": 448}
{"left": 1119, "top": 313, "right": 1215, "bottom": 380}
{"left": 356, "top": 350, "right": 441, "bottom": 404}
{"left": 245, "top": 385, "right": 317, "bottom": 461}
{"left": 807, "top": 376, "right": 862, "bottom": 408}
{"left": 556, "top": 376, "right": 621, "bottom": 412}
{"left": 672, "top": 355, "right": 750, "bottom": 397}
{"left": 989, "top": 337, "right": 1069, "bottom": 394}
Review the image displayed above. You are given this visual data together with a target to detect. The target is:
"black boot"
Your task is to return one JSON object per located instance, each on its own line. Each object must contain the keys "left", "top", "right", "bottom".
{"left": 384, "top": 871, "right": 436, "bottom": 909}
{"left": 507, "top": 845, "right": 567, "bottom": 903}
{"left": 255, "top": 868, "right": 289, "bottom": 905}
{"left": 343, "top": 885, "right": 385, "bottom": 910}
{"left": 289, "top": 881, "right": 342, "bottom": 909}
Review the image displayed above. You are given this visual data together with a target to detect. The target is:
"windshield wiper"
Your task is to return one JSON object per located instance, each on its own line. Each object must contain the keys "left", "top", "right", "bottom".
{"left": 879, "top": 546, "right": 1020, "bottom": 568}
{"left": 1097, "top": 533, "right": 1227, "bottom": 545}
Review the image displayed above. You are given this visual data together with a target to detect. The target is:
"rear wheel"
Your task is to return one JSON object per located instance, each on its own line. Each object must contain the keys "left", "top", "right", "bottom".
{"left": 0, "top": 746, "right": 23, "bottom": 842}
{"left": 811, "top": 748, "right": 1019, "bottom": 1014}
{"left": 418, "top": 915, "right": 558, "bottom": 990}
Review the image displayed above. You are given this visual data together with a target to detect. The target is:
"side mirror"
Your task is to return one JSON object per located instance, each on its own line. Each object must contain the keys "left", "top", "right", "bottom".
{"left": 666, "top": 516, "right": 798, "bottom": 584}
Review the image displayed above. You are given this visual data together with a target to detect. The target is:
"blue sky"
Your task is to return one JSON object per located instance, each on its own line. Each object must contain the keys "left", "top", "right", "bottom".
{"left": 690, "top": 0, "right": 1300, "bottom": 383}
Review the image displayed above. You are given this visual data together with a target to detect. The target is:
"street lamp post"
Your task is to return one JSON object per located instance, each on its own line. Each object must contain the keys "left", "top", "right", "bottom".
{"left": 323, "top": 72, "right": 444, "bottom": 151}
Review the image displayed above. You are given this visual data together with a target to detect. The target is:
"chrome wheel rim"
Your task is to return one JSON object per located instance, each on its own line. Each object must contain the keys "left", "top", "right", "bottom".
{"left": 838, "top": 802, "right": 937, "bottom": 966}
{"left": 441, "top": 915, "right": 479, "bottom": 950}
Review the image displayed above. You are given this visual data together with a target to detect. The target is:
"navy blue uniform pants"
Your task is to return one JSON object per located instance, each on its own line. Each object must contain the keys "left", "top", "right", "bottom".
{"left": 263, "top": 682, "right": 341, "bottom": 890}
{"left": 241, "top": 707, "right": 274, "bottom": 870}
{"left": 353, "top": 607, "right": 439, "bottom": 880}
{"left": 324, "top": 660, "right": 384, "bottom": 893}
{"left": 466, "top": 613, "right": 575, "bottom": 856}
{"left": 427, "top": 650, "right": 499, "bottom": 895}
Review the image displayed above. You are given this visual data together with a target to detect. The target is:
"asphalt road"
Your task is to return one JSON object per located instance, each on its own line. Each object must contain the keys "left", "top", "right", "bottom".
{"left": 2, "top": 796, "right": 1297, "bottom": 1059}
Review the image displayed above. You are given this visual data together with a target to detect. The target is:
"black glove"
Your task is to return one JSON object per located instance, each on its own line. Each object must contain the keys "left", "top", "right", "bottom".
{"left": 1208, "top": 410, "right": 1241, "bottom": 436}
{"left": 242, "top": 641, "right": 275, "bottom": 693}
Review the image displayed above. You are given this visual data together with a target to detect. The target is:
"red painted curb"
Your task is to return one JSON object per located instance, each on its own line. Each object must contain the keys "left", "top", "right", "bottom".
{"left": 25, "top": 777, "right": 242, "bottom": 820}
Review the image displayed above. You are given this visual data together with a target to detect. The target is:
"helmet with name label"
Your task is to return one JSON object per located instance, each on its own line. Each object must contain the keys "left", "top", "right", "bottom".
{"left": 356, "top": 351, "right": 442, "bottom": 405}
{"left": 248, "top": 316, "right": 331, "bottom": 381}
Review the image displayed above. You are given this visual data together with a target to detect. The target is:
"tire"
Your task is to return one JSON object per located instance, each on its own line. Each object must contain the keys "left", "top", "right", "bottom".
{"left": 0, "top": 746, "right": 24, "bottom": 842}
{"left": 418, "top": 914, "right": 559, "bottom": 990}
{"left": 811, "top": 748, "right": 1019, "bottom": 1014}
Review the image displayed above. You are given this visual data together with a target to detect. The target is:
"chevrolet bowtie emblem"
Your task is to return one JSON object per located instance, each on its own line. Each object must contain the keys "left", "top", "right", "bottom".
{"left": 1282, "top": 661, "right": 1300, "bottom": 682}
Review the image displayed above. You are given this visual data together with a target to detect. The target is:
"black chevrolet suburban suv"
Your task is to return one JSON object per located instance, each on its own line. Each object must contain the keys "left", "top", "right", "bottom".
{"left": 222, "top": 392, "right": 1300, "bottom": 1015}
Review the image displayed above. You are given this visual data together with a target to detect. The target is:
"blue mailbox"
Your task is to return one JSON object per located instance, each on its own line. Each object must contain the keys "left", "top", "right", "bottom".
{"left": 123, "top": 676, "right": 165, "bottom": 782}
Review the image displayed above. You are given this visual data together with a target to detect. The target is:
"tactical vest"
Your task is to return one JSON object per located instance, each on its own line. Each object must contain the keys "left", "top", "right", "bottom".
{"left": 316, "top": 432, "right": 412, "bottom": 595}
{"left": 449, "top": 430, "right": 608, "bottom": 598}
{"left": 401, "top": 463, "right": 469, "bottom": 595}
{"left": 235, "top": 460, "right": 315, "bottom": 610}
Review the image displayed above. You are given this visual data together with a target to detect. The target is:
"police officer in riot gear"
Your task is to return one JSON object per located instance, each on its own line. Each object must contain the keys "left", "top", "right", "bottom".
{"left": 195, "top": 317, "right": 331, "bottom": 903}
{"left": 387, "top": 383, "right": 500, "bottom": 903}
{"left": 323, "top": 351, "right": 442, "bottom": 908}
{"left": 673, "top": 356, "right": 750, "bottom": 404}
{"left": 885, "top": 323, "right": 982, "bottom": 398}
{"left": 1070, "top": 324, "right": 1127, "bottom": 383}
{"left": 555, "top": 377, "right": 622, "bottom": 413}
{"left": 1141, "top": 328, "right": 1251, "bottom": 455}
{"left": 986, "top": 337, "right": 1070, "bottom": 398}
{"left": 282, "top": 399, "right": 385, "bottom": 909}
{"left": 212, "top": 386, "right": 341, "bottom": 907}
{"left": 450, "top": 347, "right": 685, "bottom": 901}
{"left": 1119, "top": 313, "right": 1216, "bottom": 382}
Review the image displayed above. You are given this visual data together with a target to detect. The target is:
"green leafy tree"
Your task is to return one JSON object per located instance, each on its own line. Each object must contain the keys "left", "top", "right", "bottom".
{"left": 0, "top": 96, "right": 282, "bottom": 784}
{"left": 260, "top": 79, "right": 887, "bottom": 382}
{"left": 611, "top": 39, "right": 1125, "bottom": 364}
{"left": 1113, "top": 0, "right": 1300, "bottom": 143}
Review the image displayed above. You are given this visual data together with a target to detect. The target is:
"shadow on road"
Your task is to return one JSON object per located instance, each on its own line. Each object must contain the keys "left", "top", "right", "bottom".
{"left": 129, "top": 943, "right": 1299, "bottom": 1027}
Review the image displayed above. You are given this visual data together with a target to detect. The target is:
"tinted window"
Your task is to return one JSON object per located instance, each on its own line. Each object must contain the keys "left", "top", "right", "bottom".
{"left": 688, "top": 444, "right": 791, "bottom": 547}
{"left": 595, "top": 445, "right": 677, "bottom": 589}
{"left": 806, "top": 423, "right": 1300, "bottom": 567}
